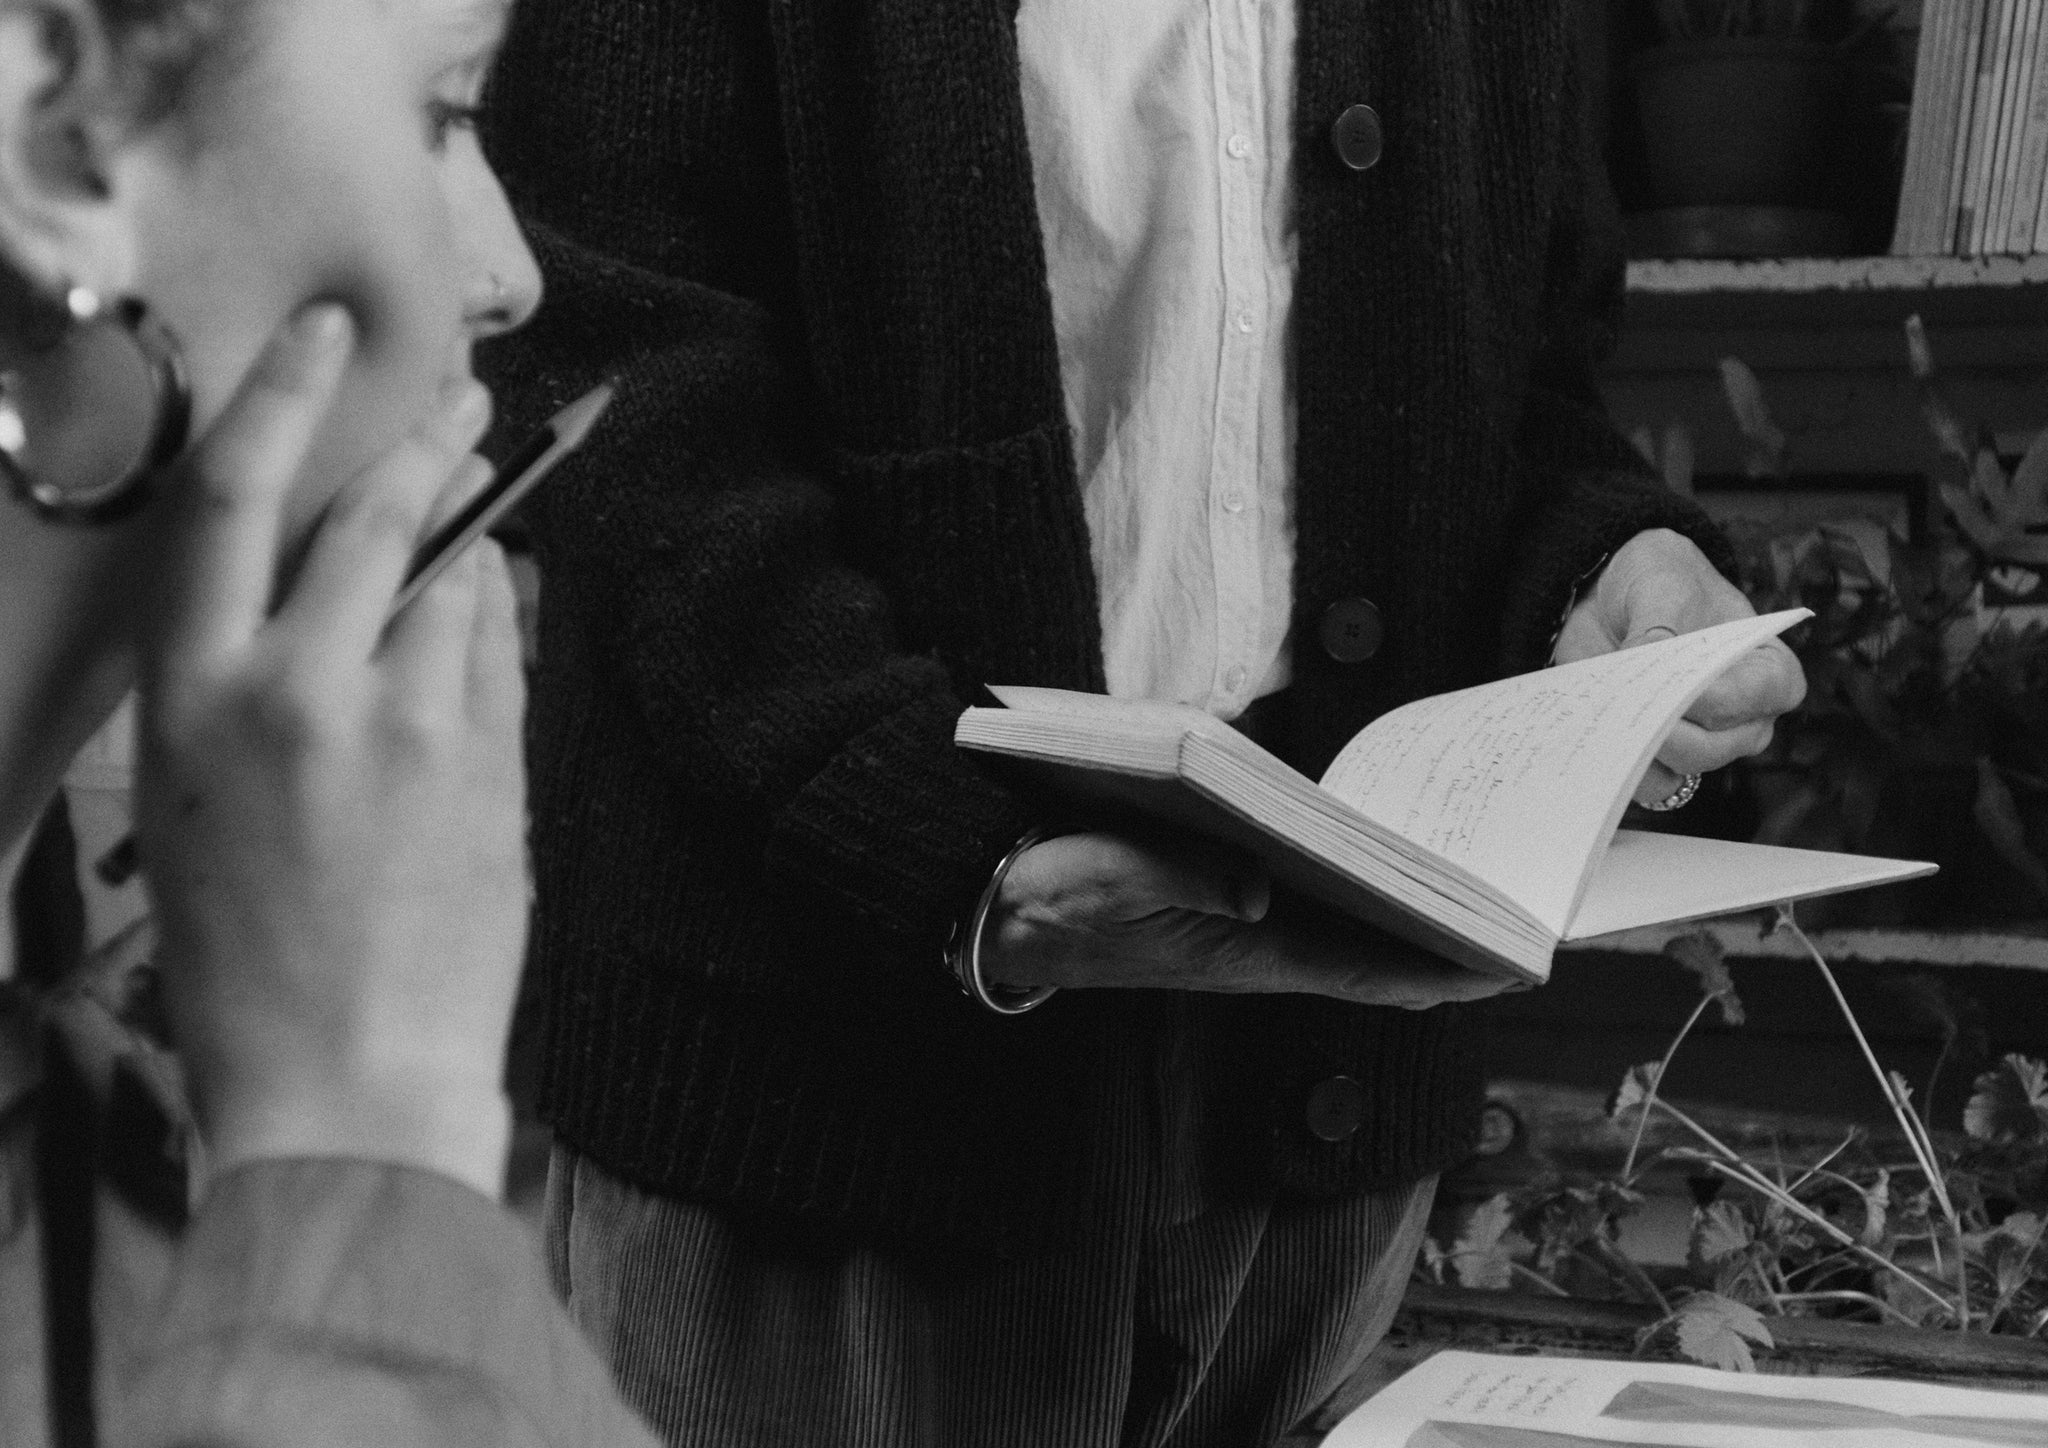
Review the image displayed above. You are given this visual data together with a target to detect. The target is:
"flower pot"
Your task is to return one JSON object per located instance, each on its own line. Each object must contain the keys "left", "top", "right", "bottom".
{"left": 1631, "top": 38, "right": 1851, "bottom": 209}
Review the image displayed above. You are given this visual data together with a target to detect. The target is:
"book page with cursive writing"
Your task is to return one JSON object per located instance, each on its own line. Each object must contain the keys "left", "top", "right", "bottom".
{"left": 1316, "top": 612, "right": 1807, "bottom": 937}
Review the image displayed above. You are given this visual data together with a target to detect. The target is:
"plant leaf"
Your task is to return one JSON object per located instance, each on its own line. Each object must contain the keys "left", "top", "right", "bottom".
{"left": 1693, "top": 1200, "right": 1754, "bottom": 1265}
{"left": 1965, "top": 1055, "right": 2048, "bottom": 1144}
{"left": 1671, "top": 1291, "right": 1773, "bottom": 1373}
{"left": 2008, "top": 428, "right": 2048, "bottom": 526}
{"left": 1941, "top": 481, "right": 2007, "bottom": 552}
{"left": 1661, "top": 421, "right": 1696, "bottom": 498}
{"left": 1973, "top": 758, "right": 2048, "bottom": 903}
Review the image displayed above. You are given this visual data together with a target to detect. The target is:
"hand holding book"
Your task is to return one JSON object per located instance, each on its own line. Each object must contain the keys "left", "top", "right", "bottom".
{"left": 958, "top": 610, "right": 1933, "bottom": 985}
{"left": 1552, "top": 529, "right": 1807, "bottom": 809}
{"left": 977, "top": 829, "right": 1519, "bottom": 1010}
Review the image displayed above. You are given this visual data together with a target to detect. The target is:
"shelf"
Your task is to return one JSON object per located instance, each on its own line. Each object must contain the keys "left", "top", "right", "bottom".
{"left": 1627, "top": 253, "right": 2048, "bottom": 297}
{"left": 1616, "top": 253, "right": 2048, "bottom": 371}
{"left": 1564, "top": 918, "right": 2048, "bottom": 971}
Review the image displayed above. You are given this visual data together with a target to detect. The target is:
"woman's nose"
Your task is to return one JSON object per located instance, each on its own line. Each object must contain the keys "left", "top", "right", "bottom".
{"left": 463, "top": 165, "right": 544, "bottom": 338}
{"left": 467, "top": 239, "right": 542, "bottom": 338}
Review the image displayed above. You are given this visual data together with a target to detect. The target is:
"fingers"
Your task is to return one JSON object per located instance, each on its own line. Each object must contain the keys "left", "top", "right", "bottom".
{"left": 1001, "top": 831, "right": 1270, "bottom": 926}
{"left": 1684, "top": 638, "right": 1807, "bottom": 731}
{"left": 382, "top": 539, "right": 484, "bottom": 713}
{"left": 465, "top": 541, "right": 528, "bottom": 739}
{"left": 1235, "top": 910, "right": 1519, "bottom": 1009}
{"left": 278, "top": 384, "right": 491, "bottom": 659}
{"left": 146, "top": 305, "right": 353, "bottom": 682}
{"left": 1645, "top": 637, "right": 1804, "bottom": 786}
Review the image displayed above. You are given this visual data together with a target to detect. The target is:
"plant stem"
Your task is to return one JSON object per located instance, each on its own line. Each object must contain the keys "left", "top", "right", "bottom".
{"left": 1778, "top": 912, "right": 1971, "bottom": 1326}
{"left": 1623, "top": 993, "right": 1714, "bottom": 1181}
{"left": 1687, "top": 1154, "right": 1956, "bottom": 1320}
{"left": 1770, "top": 1289, "right": 1924, "bottom": 1329}
{"left": 1508, "top": 1263, "right": 1572, "bottom": 1297}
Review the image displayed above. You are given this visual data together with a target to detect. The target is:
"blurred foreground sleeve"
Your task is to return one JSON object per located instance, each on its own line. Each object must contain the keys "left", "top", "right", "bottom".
{"left": 109, "top": 1160, "right": 660, "bottom": 1448}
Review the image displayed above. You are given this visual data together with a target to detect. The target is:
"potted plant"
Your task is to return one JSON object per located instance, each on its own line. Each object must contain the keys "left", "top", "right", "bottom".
{"left": 1707, "top": 326, "right": 2048, "bottom": 928}
{"left": 1626, "top": 0, "right": 1887, "bottom": 255}
{"left": 1395, "top": 922, "right": 2048, "bottom": 1386}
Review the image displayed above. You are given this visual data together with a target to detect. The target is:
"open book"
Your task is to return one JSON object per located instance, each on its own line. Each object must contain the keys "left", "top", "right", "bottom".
{"left": 954, "top": 611, "right": 1933, "bottom": 984}
{"left": 1329, "top": 1349, "right": 2048, "bottom": 1446}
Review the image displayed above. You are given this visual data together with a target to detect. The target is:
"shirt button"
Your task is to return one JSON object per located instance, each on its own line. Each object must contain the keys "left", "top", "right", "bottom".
{"left": 1224, "top": 665, "right": 1248, "bottom": 694}
{"left": 1235, "top": 310, "right": 1254, "bottom": 334}
{"left": 1306, "top": 1075, "right": 1367, "bottom": 1142}
{"left": 1227, "top": 133, "right": 1252, "bottom": 159}
{"left": 1331, "top": 103, "right": 1384, "bottom": 172}
{"left": 1317, "top": 597, "right": 1385, "bottom": 663}
{"left": 1222, "top": 490, "right": 1245, "bottom": 513}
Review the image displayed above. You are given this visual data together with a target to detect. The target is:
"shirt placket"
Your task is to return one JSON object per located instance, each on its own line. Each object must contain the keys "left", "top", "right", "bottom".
{"left": 1204, "top": 0, "right": 1270, "bottom": 713}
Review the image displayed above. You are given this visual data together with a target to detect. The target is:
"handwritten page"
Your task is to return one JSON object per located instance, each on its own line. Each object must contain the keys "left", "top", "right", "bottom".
{"left": 1325, "top": 1350, "right": 2048, "bottom": 1446}
{"left": 1316, "top": 613, "right": 1804, "bottom": 936}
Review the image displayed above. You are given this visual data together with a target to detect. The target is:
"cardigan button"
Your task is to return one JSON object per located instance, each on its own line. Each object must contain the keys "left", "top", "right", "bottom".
{"left": 1331, "top": 104, "right": 1384, "bottom": 171}
{"left": 1306, "top": 1075, "right": 1367, "bottom": 1142}
{"left": 1318, "top": 597, "right": 1384, "bottom": 663}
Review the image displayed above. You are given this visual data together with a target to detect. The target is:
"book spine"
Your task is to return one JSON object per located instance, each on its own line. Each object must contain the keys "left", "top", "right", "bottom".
{"left": 1991, "top": 0, "right": 2044, "bottom": 247}
{"left": 1895, "top": 0, "right": 1961, "bottom": 253}
{"left": 1964, "top": 0, "right": 2021, "bottom": 253}
{"left": 1947, "top": 0, "right": 1995, "bottom": 253}
{"left": 2000, "top": 1, "right": 2048, "bottom": 249}
{"left": 1927, "top": 0, "right": 1978, "bottom": 252}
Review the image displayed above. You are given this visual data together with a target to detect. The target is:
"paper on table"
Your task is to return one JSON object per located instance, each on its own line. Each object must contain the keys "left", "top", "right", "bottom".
{"left": 1316, "top": 612, "right": 1806, "bottom": 937}
{"left": 1326, "top": 1350, "right": 2048, "bottom": 1447}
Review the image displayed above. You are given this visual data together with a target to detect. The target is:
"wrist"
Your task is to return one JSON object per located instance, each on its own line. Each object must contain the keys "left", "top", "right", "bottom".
{"left": 944, "top": 826, "right": 1061, "bottom": 1016}
{"left": 195, "top": 1070, "right": 512, "bottom": 1200}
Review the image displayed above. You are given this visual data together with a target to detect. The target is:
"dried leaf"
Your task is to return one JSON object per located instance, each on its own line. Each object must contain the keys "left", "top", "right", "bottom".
{"left": 1671, "top": 1291, "right": 1773, "bottom": 1373}
{"left": 1965, "top": 1055, "right": 2048, "bottom": 1144}
{"left": 1664, "top": 930, "right": 1745, "bottom": 1026}
{"left": 1718, "top": 358, "right": 1787, "bottom": 477}
{"left": 1859, "top": 1168, "right": 1891, "bottom": 1249}
{"left": 1610, "top": 1062, "right": 1664, "bottom": 1122}
{"left": 1451, "top": 1193, "right": 1521, "bottom": 1291}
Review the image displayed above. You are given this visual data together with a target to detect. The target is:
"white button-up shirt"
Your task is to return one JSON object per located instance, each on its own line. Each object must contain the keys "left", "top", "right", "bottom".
{"left": 1016, "top": 0, "right": 1299, "bottom": 717}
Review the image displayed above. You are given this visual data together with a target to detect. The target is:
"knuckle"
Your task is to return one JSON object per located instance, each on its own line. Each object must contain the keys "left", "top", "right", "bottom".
{"left": 332, "top": 479, "right": 430, "bottom": 547}
{"left": 371, "top": 696, "right": 461, "bottom": 764}
{"left": 230, "top": 668, "right": 335, "bottom": 758}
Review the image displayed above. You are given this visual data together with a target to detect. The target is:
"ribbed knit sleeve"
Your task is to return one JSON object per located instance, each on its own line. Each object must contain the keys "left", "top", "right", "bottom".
{"left": 1495, "top": 29, "right": 1736, "bottom": 677}
{"left": 478, "top": 2, "right": 1081, "bottom": 951}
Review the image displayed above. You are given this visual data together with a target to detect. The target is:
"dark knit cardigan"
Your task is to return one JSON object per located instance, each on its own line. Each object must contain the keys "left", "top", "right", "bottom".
{"left": 480, "top": 0, "right": 1729, "bottom": 1257}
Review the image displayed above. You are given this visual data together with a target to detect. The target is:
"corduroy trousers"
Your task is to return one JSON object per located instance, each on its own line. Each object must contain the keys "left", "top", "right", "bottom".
{"left": 544, "top": 1140, "right": 1433, "bottom": 1448}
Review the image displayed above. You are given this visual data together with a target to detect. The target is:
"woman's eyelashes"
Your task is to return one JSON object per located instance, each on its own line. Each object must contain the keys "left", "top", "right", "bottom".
{"left": 425, "top": 96, "right": 485, "bottom": 151}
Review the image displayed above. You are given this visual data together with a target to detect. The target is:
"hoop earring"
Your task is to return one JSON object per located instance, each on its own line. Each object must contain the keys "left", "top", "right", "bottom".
{"left": 1, "top": 287, "right": 192, "bottom": 527}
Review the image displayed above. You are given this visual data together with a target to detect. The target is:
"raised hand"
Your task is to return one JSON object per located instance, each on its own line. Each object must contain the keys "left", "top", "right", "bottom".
{"left": 1553, "top": 528, "right": 1807, "bottom": 807}
{"left": 136, "top": 304, "right": 530, "bottom": 1199}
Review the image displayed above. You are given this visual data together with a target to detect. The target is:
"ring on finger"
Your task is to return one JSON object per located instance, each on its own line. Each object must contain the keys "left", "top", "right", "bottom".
{"left": 1641, "top": 771, "right": 1703, "bottom": 813}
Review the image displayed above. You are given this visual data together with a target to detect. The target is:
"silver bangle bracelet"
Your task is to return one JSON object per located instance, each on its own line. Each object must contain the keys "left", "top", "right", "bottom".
{"left": 946, "top": 826, "right": 1060, "bottom": 1016}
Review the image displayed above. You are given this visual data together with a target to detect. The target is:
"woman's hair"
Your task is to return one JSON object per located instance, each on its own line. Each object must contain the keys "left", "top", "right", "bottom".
{"left": 94, "top": 0, "right": 243, "bottom": 125}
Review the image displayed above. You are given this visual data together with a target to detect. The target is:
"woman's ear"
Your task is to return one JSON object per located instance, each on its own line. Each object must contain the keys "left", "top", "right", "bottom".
{"left": 0, "top": 0, "right": 136, "bottom": 314}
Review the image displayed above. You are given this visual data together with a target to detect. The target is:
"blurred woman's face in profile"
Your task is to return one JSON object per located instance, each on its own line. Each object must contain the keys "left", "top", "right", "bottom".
{"left": 125, "top": 0, "right": 540, "bottom": 524}
{"left": 0, "top": 0, "right": 541, "bottom": 851}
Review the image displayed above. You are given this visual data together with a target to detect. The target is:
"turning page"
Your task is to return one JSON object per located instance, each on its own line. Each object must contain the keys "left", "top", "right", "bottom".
{"left": 1316, "top": 611, "right": 1808, "bottom": 937}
